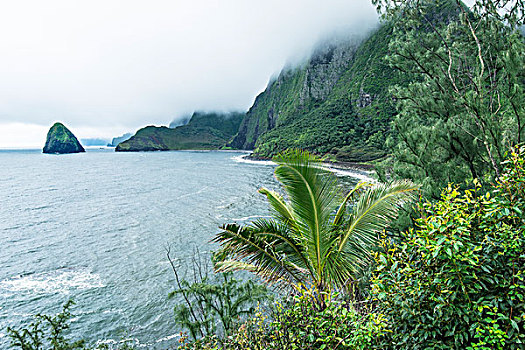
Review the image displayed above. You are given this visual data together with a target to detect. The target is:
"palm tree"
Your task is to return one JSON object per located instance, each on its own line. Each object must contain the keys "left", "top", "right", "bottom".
{"left": 213, "top": 150, "right": 417, "bottom": 305}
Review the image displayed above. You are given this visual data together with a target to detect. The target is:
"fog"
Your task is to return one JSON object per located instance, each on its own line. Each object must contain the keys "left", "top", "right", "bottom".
{"left": 0, "top": 0, "right": 378, "bottom": 147}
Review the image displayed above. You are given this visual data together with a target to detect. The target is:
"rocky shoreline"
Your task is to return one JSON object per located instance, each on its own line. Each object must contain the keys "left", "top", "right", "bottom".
{"left": 242, "top": 152, "right": 376, "bottom": 181}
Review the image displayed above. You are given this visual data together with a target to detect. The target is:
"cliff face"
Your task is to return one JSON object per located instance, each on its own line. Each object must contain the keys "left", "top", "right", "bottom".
{"left": 43, "top": 123, "right": 85, "bottom": 154}
{"left": 229, "top": 39, "right": 359, "bottom": 151}
{"left": 229, "top": 24, "right": 402, "bottom": 162}
{"left": 228, "top": 1, "right": 465, "bottom": 162}
{"left": 116, "top": 112, "right": 244, "bottom": 152}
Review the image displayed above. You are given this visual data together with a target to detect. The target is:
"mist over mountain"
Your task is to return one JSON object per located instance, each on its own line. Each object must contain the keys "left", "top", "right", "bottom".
{"left": 0, "top": 0, "right": 378, "bottom": 147}
{"left": 81, "top": 138, "right": 110, "bottom": 146}
{"left": 169, "top": 116, "right": 191, "bottom": 129}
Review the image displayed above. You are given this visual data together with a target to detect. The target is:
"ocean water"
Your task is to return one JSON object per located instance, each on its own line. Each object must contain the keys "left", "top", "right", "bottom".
{"left": 0, "top": 149, "right": 359, "bottom": 348}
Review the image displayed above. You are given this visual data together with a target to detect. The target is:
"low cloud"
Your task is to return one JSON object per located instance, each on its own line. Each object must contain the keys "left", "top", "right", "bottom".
{"left": 0, "top": 0, "right": 378, "bottom": 147}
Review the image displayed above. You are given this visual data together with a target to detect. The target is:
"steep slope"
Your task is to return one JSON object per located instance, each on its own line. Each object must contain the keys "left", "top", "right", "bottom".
{"left": 230, "top": 0, "right": 464, "bottom": 162}
{"left": 43, "top": 122, "right": 85, "bottom": 154}
{"left": 258, "top": 24, "right": 400, "bottom": 162}
{"left": 229, "top": 38, "right": 360, "bottom": 151}
{"left": 116, "top": 112, "right": 244, "bottom": 152}
{"left": 230, "top": 25, "right": 399, "bottom": 162}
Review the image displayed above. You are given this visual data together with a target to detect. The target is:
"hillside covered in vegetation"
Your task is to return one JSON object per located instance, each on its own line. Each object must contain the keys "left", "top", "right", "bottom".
{"left": 228, "top": 23, "right": 404, "bottom": 162}
{"left": 115, "top": 112, "right": 243, "bottom": 152}
{"left": 9, "top": 0, "right": 525, "bottom": 349}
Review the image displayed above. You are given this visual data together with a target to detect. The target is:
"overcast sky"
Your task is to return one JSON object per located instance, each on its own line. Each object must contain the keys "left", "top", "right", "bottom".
{"left": 0, "top": 0, "right": 378, "bottom": 148}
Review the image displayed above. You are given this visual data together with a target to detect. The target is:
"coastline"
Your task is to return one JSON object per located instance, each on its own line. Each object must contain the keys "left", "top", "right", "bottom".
{"left": 233, "top": 152, "right": 376, "bottom": 183}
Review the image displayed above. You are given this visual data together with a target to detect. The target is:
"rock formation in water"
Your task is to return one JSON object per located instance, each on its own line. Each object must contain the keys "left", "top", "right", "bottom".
{"left": 43, "top": 122, "right": 85, "bottom": 154}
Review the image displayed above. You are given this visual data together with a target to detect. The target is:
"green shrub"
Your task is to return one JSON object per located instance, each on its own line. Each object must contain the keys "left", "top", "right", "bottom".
{"left": 167, "top": 249, "right": 269, "bottom": 342}
{"left": 181, "top": 290, "right": 387, "bottom": 350}
{"left": 370, "top": 146, "right": 525, "bottom": 349}
{"left": 7, "top": 300, "right": 137, "bottom": 350}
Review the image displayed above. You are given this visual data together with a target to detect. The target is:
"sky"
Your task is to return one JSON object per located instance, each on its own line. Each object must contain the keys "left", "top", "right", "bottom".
{"left": 0, "top": 0, "right": 378, "bottom": 148}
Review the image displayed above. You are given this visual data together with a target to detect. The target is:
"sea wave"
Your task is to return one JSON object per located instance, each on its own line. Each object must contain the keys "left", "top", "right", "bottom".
{"left": 96, "top": 333, "right": 180, "bottom": 349}
{"left": 229, "top": 215, "right": 271, "bottom": 222}
{"left": 231, "top": 153, "right": 375, "bottom": 182}
{"left": 323, "top": 166, "right": 375, "bottom": 183}
{"left": 0, "top": 269, "right": 105, "bottom": 295}
{"left": 232, "top": 154, "right": 275, "bottom": 166}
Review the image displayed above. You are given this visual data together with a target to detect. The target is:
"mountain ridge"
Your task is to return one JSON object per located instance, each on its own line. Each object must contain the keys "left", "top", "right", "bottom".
{"left": 115, "top": 111, "right": 244, "bottom": 152}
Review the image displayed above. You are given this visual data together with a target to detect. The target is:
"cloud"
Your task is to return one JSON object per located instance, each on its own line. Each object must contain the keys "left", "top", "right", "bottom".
{"left": 0, "top": 0, "right": 378, "bottom": 147}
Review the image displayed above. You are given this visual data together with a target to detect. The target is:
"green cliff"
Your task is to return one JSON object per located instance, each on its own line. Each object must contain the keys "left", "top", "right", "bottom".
{"left": 43, "top": 122, "right": 85, "bottom": 154}
{"left": 229, "top": 25, "right": 401, "bottom": 162}
{"left": 115, "top": 111, "right": 244, "bottom": 152}
{"left": 229, "top": 1, "right": 464, "bottom": 162}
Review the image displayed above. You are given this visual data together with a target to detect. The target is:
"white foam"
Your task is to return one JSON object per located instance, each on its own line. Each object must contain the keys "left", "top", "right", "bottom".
{"left": 232, "top": 153, "right": 375, "bottom": 182}
{"left": 155, "top": 333, "right": 180, "bottom": 343}
{"left": 323, "top": 165, "right": 375, "bottom": 183}
{"left": 232, "top": 154, "right": 275, "bottom": 166}
{"left": 97, "top": 333, "right": 180, "bottom": 349}
{"left": 230, "top": 215, "right": 271, "bottom": 221}
{"left": 0, "top": 269, "right": 105, "bottom": 295}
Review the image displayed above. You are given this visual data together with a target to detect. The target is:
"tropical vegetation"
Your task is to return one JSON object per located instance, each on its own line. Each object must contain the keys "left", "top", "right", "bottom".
{"left": 213, "top": 150, "right": 417, "bottom": 307}
{"left": 183, "top": 145, "right": 525, "bottom": 350}
{"left": 371, "top": 146, "right": 525, "bottom": 348}
{"left": 7, "top": 0, "right": 525, "bottom": 349}
{"left": 374, "top": 0, "right": 525, "bottom": 196}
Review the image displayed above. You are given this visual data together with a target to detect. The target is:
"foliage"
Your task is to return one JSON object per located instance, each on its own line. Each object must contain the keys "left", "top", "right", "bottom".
{"left": 6, "top": 301, "right": 136, "bottom": 350}
{"left": 116, "top": 111, "right": 244, "bottom": 151}
{"left": 213, "top": 149, "right": 417, "bottom": 306}
{"left": 373, "top": 0, "right": 525, "bottom": 196}
{"left": 370, "top": 145, "right": 525, "bottom": 349}
{"left": 180, "top": 291, "right": 387, "bottom": 350}
{"left": 230, "top": 23, "right": 407, "bottom": 162}
{"left": 7, "top": 300, "right": 87, "bottom": 350}
{"left": 167, "top": 248, "right": 268, "bottom": 342}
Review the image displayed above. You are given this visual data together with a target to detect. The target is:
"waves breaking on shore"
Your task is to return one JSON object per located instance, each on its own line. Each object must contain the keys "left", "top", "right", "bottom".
{"left": 232, "top": 153, "right": 375, "bottom": 182}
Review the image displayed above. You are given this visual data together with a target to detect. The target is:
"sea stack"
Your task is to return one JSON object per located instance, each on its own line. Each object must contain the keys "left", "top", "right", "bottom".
{"left": 43, "top": 122, "right": 85, "bottom": 154}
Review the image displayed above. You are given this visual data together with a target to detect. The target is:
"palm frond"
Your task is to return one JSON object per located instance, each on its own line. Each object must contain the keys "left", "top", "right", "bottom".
{"left": 322, "top": 250, "right": 362, "bottom": 288}
{"left": 258, "top": 188, "right": 295, "bottom": 226}
{"left": 273, "top": 149, "right": 341, "bottom": 278}
{"left": 212, "top": 221, "right": 308, "bottom": 285}
{"left": 332, "top": 181, "right": 370, "bottom": 227}
{"left": 214, "top": 260, "right": 293, "bottom": 286}
{"left": 337, "top": 180, "right": 419, "bottom": 267}
{"left": 212, "top": 149, "right": 418, "bottom": 301}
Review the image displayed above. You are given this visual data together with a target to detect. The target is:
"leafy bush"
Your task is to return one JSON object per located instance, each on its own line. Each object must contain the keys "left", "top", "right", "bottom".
{"left": 6, "top": 301, "right": 136, "bottom": 350}
{"left": 181, "top": 290, "right": 387, "bottom": 350}
{"left": 370, "top": 146, "right": 525, "bottom": 349}
{"left": 167, "top": 248, "right": 269, "bottom": 342}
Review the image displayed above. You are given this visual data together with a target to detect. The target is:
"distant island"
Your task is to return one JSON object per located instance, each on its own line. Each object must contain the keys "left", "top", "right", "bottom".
{"left": 107, "top": 133, "right": 133, "bottom": 147}
{"left": 81, "top": 138, "right": 110, "bottom": 146}
{"left": 43, "top": 122, "right": 85, "bottom": 154}
{"left": 115, "top": 112, "right": 243, "bottom": 152}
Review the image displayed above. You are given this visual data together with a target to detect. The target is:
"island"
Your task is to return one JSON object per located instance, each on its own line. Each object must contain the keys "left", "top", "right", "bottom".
{"left": 43, "top": 122, "right": 85, "bottom": 154}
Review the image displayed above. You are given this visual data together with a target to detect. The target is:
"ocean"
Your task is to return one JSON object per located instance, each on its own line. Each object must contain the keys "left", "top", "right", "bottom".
{"left": 0, "top": 149, "right": 359, "bottom": 348}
